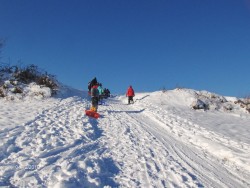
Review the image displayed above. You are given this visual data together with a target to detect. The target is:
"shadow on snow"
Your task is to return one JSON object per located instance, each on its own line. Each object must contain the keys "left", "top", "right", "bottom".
{"left": 107, "top": 108, "right": 145, "bottom": 114}
{"left": 81, "top": 117, "right": 120, "bottom": 187}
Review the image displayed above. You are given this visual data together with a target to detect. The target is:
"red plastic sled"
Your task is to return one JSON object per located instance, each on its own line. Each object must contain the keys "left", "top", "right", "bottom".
{"left": 85, "top": 110, "right": 100, "bottom": 119}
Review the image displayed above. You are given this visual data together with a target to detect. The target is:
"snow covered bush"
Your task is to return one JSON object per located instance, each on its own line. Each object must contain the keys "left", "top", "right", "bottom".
{"left": 234, "top": 98, "right": 250, "bottom": 113}
{"left": 192, "top": 99, "right": 209, "bottom": 110}
{"left": 191, "top": 90, "right": 231, "bottom": 111}
{"left": 223, "top": 103, "right": 233, "bottom": 111}
{"left": 16, "top": 82, "right": 51, "bottom": 99}
{"left": 161, "top": 86, "right": 167, "bottom": 93}
{"left": 191, "top": 91, "right": 250, "bottom": 114}
{"left": 13, "top": 65, "right": 38, "bottom": 83}
{"left": 12, "top": 86, "right": 23, "bottom": 94}
{"left": 0, "top": 87, "right": 5, "bottom": 97}
{"left": 0, "top": 64, "right": 11, "bottom": 85}
{"left": 246, "top": 104, "right": 250, "bottom": 113}
{"left": 0, "top": 64, "right": 58, "bottom": 100}
{"left": 36, "top": 75, "right": 58, "bottom": 95}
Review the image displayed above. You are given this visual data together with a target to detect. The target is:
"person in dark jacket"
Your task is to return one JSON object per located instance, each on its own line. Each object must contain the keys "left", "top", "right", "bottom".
{"left": 88, "top": 77, "right": 97, "bottom": 92}
{"left": 104, "top": 88, "right": 110, "bottom": 98}
{"left": 107, "top": 89, "right": 110, "bottom": 97}
{"left": 126, "top": 85, "right": 135, "bottom": 104}
{"left": 91, "top": 83, "right": 99, "bottom": 112}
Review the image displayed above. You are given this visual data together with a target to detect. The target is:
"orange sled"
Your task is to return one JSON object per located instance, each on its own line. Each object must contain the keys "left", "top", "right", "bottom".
{"left": 85, "top": 110, "right": 100, "bottom": 119}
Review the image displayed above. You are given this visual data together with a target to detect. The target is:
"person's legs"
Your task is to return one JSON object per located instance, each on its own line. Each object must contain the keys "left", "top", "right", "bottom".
{"left": 94, "top": 97, "right": 98, "bottom": 111}
{"left": 131, "top": 97, "right": 134, "bottom": 104}
{"left": 91, "top": 97, "right": 98, "bottom": 111}
{"left": 128, "top": 96, "right": 133, "bottom": 104}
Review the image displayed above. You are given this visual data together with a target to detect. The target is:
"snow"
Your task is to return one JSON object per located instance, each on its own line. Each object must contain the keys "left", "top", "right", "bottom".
{"left": 1, "top": 87, "right": 250, "bottom": 187}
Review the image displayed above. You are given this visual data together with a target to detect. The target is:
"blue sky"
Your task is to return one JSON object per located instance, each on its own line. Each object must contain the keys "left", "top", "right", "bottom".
{"left": 0, "top": 0, "right": 250, "bottom": 96}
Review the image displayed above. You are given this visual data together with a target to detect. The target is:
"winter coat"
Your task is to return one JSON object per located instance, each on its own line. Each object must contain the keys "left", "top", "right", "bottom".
{"left": 91, "top": 85, "right": 99, "bottom": 98}
{"left": 88, "top": 77, "right": 97, "bottom": 91}
{"left": 126, "top": 86, "right": 135, "bottom": 97}
{"left": 98, "top": 86, "right": 104, "bottom": 95}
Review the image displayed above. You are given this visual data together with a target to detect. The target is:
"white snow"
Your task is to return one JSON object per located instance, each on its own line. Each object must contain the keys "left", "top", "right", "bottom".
{"left": 1, "top": 87, "right": 250, "bottom": 187}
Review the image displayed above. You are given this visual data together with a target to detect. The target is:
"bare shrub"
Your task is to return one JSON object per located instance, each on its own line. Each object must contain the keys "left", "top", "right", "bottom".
{"left": 1, "top": 63, "right": 59, "bottom": 97}
{"left": 175, "top": 84, "right": 185, "bottom": 90}
{"left": 36, "top": 74, "right": 58, "bottom": 95}
{"left": 223, "top": 104, "right": 233, "bottom": 111}
{"left": 14, "top": 64, "right": 40, "bottom": 83}
{"left": 0, "top": 88, "right": 5, "bottom": 97}
{"left": 161, "top": 86, "right": 167, "bottom": 93}
{"left": 10, "top": 80, "right": 18, "bottom": 86}
{"left": 12, "top": 87, "right": 23, "bottom": 94}
{"left": 192, "top": 99, "right": 209, "bottom": 110}
{"left": 244, "top": 97, "right": 250, "bottom": 113}
{"left": 12, "top": 64, "right": 58, "bottom": 95}
{"left": 234, "top": 97, "right": 250, "bottom": 113}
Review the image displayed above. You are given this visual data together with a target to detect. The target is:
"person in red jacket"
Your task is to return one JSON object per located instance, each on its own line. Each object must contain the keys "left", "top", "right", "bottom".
{"left": 126, "top": 85, "right": 135, "bottom": 104}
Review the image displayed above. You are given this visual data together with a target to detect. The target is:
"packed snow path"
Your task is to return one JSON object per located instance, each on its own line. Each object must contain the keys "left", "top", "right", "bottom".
{"left": 0, "top": 91, "right": 250, "bottom": 187}
{"left": 0, "top": 97, "right": 119, "bottom": 187}
{"left": 100, "top": 96, "right": 250, "bottom": 188}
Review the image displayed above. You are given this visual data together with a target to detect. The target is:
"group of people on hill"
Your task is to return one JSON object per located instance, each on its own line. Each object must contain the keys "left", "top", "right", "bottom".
{"left": 88, "top": 77, "right": 135, "bottom": 112}
{"left": 88, "top": 77, "right": 111, "bottom": 112}
{"left": 88, "top": 77, "right": 111, "bottom": 98}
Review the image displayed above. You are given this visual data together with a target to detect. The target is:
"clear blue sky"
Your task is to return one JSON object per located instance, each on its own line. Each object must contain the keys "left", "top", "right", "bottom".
{"left": 1, "top": 0, "right": 250, "bottom": 96}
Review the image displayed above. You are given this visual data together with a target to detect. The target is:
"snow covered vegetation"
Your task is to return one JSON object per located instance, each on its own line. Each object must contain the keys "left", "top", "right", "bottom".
{"left": 0, "top": 68, "right": 250, "bottom": 187}
{"left": 0, "top": 64, "right": 58, "bottom": 100}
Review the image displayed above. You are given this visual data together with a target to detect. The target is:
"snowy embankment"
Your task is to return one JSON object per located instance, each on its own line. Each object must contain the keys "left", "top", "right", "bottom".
{"left": 0, "top": 87, "right": 250, "bottom": 187}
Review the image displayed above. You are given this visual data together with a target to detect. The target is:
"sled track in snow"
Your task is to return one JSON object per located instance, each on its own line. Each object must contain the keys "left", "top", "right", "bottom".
{"left": 138, "top": 100, "right": 250, "bottom": 186}
{"left": 101, "top": 100, "right": 203, "bottom": 187}
{"left": 1, "top": 95, "right": 250, "bottom": 187}
{"left": 135, "top": 104, "right": 250, "bottom": 187}
{"left": 101, "top": 98, "right": 250, "bottom": 188}
{"left": 130, "top": 114, "right": 242, "bottom": 188}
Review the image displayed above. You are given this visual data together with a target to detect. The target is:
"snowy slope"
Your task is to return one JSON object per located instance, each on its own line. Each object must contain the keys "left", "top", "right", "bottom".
{"left": 0, "top": 88, "right": 250, "bottom": 187}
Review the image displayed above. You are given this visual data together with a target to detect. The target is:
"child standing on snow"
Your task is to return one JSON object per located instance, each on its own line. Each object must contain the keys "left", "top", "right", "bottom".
{"left": 126, "top": 85, "right": 135, "bottom": 104}
{"left": 91, "top": 83, "right": 99, "bottom": 112}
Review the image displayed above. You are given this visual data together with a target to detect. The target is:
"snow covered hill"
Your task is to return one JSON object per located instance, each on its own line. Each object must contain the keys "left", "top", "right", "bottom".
{"left": 0, "top": 87, "right": 250, "bottom": 187}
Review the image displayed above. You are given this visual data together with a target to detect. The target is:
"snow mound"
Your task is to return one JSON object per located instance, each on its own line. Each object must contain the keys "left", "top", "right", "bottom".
{"left": 1, "top": 76, "right": 85, "bottom": 101}
{"left": 130, "top": 88, "right": 250, "bottom": 114}
{"left": 0, "top": 64, "right": 59, "bottom": 101}
{"left": 1, "top": 86, "right": 250, "bottom": 187}
{"left": 1, "top": 81, "right": 53, "bottom": 101}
